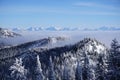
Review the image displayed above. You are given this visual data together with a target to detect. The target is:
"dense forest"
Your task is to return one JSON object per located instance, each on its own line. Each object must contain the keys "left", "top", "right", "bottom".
{"left": 0, "top": 38, "right": 120, "bottom": 80}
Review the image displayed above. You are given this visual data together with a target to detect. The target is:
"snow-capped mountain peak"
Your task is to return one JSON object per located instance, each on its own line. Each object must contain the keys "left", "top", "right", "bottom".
{"left": 27, "top": 27, "right": 44, "bottom": 31}
{"left": 83, "top": 38, "right": 107, "bottom": 54}
{"left": 0, "top": 28, "right": 21, "bottom": 38}
{"left": 75, "top": 38, "right": 107, "bottom": 66}
{"left": 46, "top": 26, "right": 62, "bottom": 31}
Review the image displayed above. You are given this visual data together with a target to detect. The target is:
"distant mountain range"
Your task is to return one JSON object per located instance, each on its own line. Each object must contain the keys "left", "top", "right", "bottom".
{"left": 11, "top": 26, "right": 120, "bottom": 31}
{"left": 11, "top": 27, "right": 79, "bottom": 31}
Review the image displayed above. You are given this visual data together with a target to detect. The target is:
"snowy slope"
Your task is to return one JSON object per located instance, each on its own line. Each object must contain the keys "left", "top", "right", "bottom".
{"left": 0, "top": 38, "right": 109, "bottom": 80}
{"left": 21, "top": 38, "right": 108, "bottom": 79}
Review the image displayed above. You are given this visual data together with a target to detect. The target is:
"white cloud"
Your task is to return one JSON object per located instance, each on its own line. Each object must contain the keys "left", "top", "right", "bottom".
{"left": 73, "top": 2, "right": 119, "bottom": 10}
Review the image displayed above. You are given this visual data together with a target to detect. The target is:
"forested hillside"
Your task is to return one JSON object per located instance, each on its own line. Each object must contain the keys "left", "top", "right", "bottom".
{"left": 0, "top": 38, "right": 120, "bottom": 80}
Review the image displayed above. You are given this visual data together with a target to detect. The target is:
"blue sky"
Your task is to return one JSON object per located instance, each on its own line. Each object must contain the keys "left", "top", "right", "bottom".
{"left": 0, "top": 0, "right": 120, "bottom": 28}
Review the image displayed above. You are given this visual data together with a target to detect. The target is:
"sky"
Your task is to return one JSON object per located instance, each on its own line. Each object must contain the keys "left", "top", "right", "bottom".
{"left": 0, "top": 0, "right": 120, "bottom": 28}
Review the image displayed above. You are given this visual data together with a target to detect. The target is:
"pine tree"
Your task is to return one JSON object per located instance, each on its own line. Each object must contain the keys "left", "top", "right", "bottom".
{"left": 10, "top": 58, "right": 27, "bottom": 80}
{"left": 111, "top": 39, "right": 119, "bottom": 54}
{"left": 95, "top": 54, "right": 105, "bottom": 80}
{"left": 62, "top": 59, "right": 70, "bottom": 80}
{"left": 82, "top": 53, "right": 91, "bottom": 80}
{"left": 35, "top": 55, "right": 44, "bottom": 80}
{"left": 75, "top": 60, "right": 83, "bottom": 80}
{"left": 48, "top": 56, "right": 56, "bottom": 80}
{"left": 108, "top": 39, "right": 120, "bottom": 80}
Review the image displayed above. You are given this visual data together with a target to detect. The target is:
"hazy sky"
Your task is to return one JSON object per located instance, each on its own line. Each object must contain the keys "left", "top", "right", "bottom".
{"left": 0, "top": 0, "right": 120, "bottom": 28}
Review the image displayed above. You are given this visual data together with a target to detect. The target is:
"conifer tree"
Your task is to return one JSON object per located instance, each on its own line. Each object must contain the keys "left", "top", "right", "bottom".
{"left": 75, "top": 60, "right": 83, "bottom": 80}
{"left": 82, "top": 53, "right": 91, "bottom": 80}
{"left": 95, "top": 54, "right": 105, "bottom": 80}
{"left": 10, "top": 58, "right": 27, "bottom": 80}
{"left": 48, "top": 56, "right": 56, "bottom": 80}
{"left": 35, "top": 55, "right": 44, "bottom": 80}
{"left": 108, "top": 39, "right": 120, "bottom": 80}
{"left": 62, "top": 59, "right": 70, "bottom": 80}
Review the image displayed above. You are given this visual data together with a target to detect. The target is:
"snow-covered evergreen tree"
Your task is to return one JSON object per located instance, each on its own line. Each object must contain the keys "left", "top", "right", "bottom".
{"left": 35, "top": 55, "right": 44, "bottom": 80}
{"left": 75, "top": 60, "right": 83, "bottom": 80}
{"left": 62, "top": 60, "right": 70, "bottom": 80}
{"left": 95, "top": 54, "right": 105, "bottom": 80}
{"left": 62, "top": 52, "right": 76, "bottom": 80}
{"left": 10, "top": 58, "right": 27, "bottom": 80}
{"left": 111, "top": 39, "right": 119, "bottom": 54}
{"left": 82, "top": 53, "right": 91, "bottom": 80}
{"left": 48, "top": 56, "right": 56, "bottom": 80}
{"left": 107, "top": 39, "right": 120, "bottom": 80}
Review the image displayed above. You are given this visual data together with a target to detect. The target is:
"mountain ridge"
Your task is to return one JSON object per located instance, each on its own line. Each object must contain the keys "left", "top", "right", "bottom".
{"left": 0, "top": 38, "right": 107, "bottom": 61}
{"left": 0, "top": 37, "right": 109, "bottom": 80}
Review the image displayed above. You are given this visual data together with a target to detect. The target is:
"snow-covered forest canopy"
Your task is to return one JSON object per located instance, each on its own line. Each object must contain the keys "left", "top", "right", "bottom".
{"left": 0, "top": 36, "right": 120, "bottom": 80}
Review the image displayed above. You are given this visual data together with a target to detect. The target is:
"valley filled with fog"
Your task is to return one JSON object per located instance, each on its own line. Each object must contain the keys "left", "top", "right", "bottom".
{"left": 1, "top": 31, "right": 120, "bottom": 48}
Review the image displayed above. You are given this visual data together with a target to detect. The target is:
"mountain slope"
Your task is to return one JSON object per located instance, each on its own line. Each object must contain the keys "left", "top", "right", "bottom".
{"left": 0, "top": 38, "right": 108, "bottom": 80}
{"left": 0, "top": 36, "right": 67, "bottom": 59}
{"left": 31, "top": 38, "right": 108, "bottom": 80}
